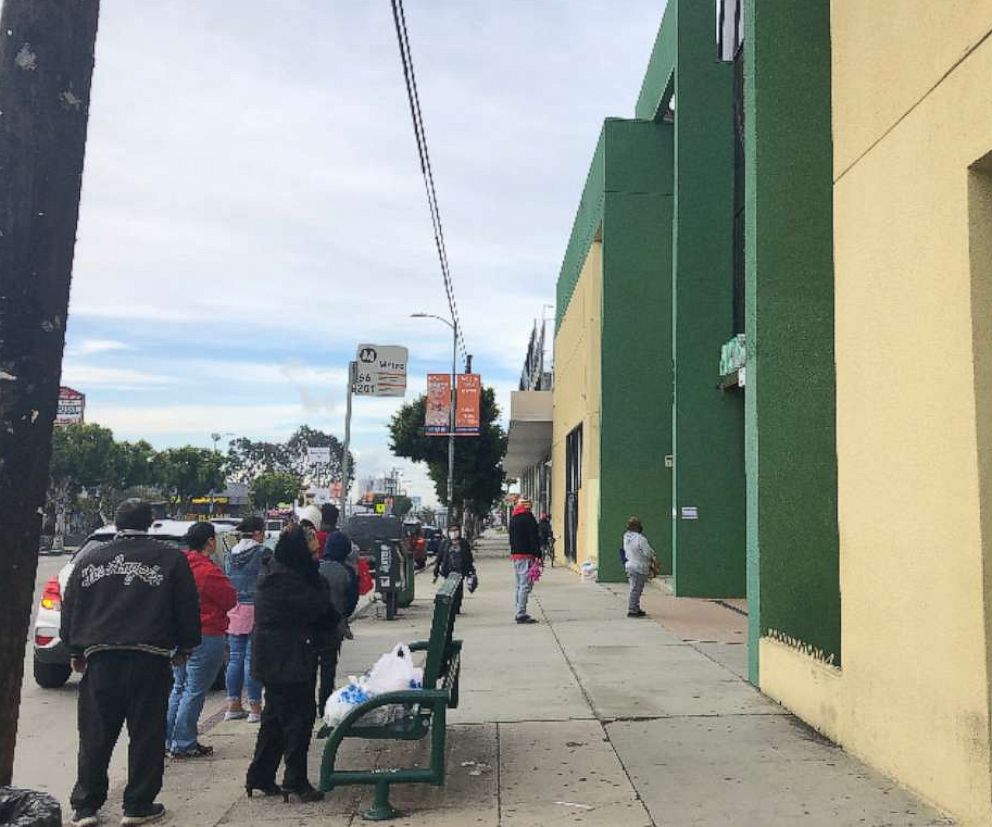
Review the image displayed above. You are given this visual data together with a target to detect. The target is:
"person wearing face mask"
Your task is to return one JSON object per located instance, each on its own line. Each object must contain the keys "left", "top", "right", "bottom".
{"left": 432, "top": 523, "right": 475, "bottom": 614}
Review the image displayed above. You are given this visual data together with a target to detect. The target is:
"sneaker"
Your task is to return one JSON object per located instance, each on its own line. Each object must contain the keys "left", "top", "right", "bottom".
{"left": 247, "top": 712, "right": 262, "bottom": 723}
{"left": 515, "top": 615, "right": 538, "bottom": 624}
{"left": 70, "top": 810, "right": 99, "bottom": 827}
{"left": 224, "top": 709, "right": 248, "bottom": 721}
{"left": 169, "top": 741, "right": 213, "bottom": 759}
{"left": 120, "top": 802, "right": 165, "bottom": 825}
{"left": 627, "top": 610, "right": 647, "bottom": 618}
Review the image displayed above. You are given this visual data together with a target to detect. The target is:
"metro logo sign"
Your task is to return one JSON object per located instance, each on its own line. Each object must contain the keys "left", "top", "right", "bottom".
{"left": 353, "top": 344, "right": 408, "bottom": 397}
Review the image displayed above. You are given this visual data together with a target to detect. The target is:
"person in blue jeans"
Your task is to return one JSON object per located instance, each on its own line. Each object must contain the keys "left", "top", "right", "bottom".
{"left": 167, "top": 522, "right": 236, "bottom": 758}
{"left": 224, "top": 516, "right": 269, "bottom": 722}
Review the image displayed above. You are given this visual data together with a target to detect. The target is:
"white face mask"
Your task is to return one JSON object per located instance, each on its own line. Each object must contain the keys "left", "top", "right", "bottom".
{"left": 448, "top": 531, "right": 460, "bottom": 540}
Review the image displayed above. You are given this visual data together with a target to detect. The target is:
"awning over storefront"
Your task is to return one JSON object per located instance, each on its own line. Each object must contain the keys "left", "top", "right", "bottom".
{"left": 504, "top": 390, "right": 553, "bottom": 478}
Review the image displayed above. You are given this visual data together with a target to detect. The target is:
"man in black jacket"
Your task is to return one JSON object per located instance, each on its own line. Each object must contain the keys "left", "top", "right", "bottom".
{"left": 508, "top": 498, "right": 542, "bottom": 624}
{"left": 61, "top": 499, "right": 201, "bottom": 827}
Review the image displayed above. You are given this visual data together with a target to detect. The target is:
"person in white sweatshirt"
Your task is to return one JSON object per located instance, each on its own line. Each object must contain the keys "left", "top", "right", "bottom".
{"left": 622, "top": 516, "right": 657, "bottom": 618}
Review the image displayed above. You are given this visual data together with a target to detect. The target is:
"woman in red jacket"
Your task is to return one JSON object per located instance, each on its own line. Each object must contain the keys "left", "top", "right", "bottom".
{"left": 166, "top": 522, "right": 237, "bottom": 758}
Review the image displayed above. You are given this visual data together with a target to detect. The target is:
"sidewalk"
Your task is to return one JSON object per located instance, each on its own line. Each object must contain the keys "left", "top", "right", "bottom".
{"left": 121, "top": 548, "right": 952, "bottom": 826}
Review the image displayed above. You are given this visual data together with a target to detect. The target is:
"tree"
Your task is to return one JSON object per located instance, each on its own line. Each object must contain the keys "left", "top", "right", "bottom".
{"left": 153, "top": 447, "right": 225, "bottom": 516}
{"left": 389, "top": 386, "right": 507, "bottom": 522}
{"left": 286, "top": 425, "right": 354, "bottom": 486}
{"left": 251, "top": 471, "right": 302, "bottom": 511}
{"left": 225, "top": 437, "right": 290, "bottom": 484}
{"left": 48, "top": 423, "right": 125, "bottom": 541}
{"left": 391, "top": 495, "right": 414, "bottom": 518}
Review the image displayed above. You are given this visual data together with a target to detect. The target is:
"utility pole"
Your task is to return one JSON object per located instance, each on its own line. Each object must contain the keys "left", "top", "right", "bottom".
{"left": 340, "top": 361, "right": 355, "bottom": 515}
{"left": 0, "top": 0, "right": 101, "bottom": 786}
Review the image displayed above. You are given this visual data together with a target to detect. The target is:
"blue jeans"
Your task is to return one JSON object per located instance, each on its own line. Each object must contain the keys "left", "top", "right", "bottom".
{"left": 166, "top": 634, "right": 226, "bottom": 753}
{"left": 225, "top": 633, "right": 261, "bottom": 704}
{"left": 513, "top": 559, "right": 533, "bottom": 618}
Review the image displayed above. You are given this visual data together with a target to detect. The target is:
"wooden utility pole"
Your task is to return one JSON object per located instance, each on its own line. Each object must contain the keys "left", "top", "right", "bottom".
{"left": 0, "top": 0, "right": 100, "bottom": 786}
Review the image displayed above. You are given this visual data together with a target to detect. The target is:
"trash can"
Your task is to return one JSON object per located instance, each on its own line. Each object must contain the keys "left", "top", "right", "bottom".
{"left": 0, "top": 787, "right": 61, "bottom": 827}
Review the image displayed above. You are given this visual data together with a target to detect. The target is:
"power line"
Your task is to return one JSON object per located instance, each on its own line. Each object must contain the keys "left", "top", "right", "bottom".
{"left": 389, "top": 0, "right": 468, "bottom": 364}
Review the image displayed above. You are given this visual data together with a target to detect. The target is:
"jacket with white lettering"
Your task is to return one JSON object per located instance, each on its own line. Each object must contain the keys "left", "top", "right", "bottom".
{"left": 61, "top": 534, "right": 202, "bottom": 659}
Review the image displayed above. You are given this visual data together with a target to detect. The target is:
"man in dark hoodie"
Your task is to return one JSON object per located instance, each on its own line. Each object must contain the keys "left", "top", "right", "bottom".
{"left": 316, "top": 503, "right": 358, "bottom": 713}
{"left": 62, "top": 499, "right": 200, "bottom": 827}
{"left": 508, "top": 498, "right": 542, "bottom": 624}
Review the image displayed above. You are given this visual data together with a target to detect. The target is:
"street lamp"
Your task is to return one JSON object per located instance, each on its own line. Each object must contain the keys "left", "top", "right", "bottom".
{"left": 411, "top": 312, "right": 457, "bottom": 517}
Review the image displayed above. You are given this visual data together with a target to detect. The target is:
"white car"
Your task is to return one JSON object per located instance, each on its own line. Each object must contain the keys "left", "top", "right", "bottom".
{"left": 33, "top": 519, "right": 234, "bottom": 688}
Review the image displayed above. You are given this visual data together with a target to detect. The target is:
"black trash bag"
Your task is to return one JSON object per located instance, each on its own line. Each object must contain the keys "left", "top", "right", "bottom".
{"left": 0, "top": 787, "right": 61, "bottom": 827}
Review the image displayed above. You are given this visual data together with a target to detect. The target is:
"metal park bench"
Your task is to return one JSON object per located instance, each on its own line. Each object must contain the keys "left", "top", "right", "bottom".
{"left": 318, "top": 573, "right": 463, "bottom": 821}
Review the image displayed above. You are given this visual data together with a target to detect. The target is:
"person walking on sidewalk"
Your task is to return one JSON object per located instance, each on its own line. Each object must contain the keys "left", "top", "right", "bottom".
{"left": 316, "top": 504, "right": 358, "bottom": 716}
{"left": 61, "top": 499, "right": 201, "bottom": 827}
{"left": 623, "top": 516, "right": 658, "bottom": 618}
{"left": 508, "top": 498, "right": 541, "bottom": 624}
{"left": 224, "top": 516, "right": 269, "bottom": 723}
{"left": 166, "top": 522, "right": 237, "bottom": 758}
{"left": 433, "top": 521, "right": 476, "bottom": 615}
{"left": 246, "top": 525, "right": 334, "bottom": 802}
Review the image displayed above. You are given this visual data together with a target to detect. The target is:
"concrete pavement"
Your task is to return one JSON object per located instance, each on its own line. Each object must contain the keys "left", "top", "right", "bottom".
{"left": 85, "top": 539, "right": 951, "bottom": 826}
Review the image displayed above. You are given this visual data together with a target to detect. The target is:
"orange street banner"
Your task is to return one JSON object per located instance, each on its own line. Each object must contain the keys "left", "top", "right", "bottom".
{"left": 455, "top": 374, "right": 481, "bottom": 435}
{"left": 425, "top": 373, "right": 451, "bottom": 435}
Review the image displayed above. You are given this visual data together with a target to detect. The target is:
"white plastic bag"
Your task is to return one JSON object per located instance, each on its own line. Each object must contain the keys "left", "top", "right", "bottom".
{"left": 366, "top": 644, "right": 424, "bottom": 694}
{"left": 323, "top": 675, "right": 372, "bottom": 728}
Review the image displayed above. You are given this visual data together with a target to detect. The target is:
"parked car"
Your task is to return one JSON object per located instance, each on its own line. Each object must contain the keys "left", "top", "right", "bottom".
{"left": 33, "top": 520, "right": 234, "bottom": 689}
{"left": 401, "top": 519, "right": 427, "bottom": 569}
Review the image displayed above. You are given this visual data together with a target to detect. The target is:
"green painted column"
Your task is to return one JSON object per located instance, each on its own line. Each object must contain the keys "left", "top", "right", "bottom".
{"left": 744, "top": 0, "right": 840, "bottom": 684}
{"left": 670, "top": 0, "right": 746, "bottom": 598}
{"left": 598, "top": 118, "right": 675, "bottom": 583}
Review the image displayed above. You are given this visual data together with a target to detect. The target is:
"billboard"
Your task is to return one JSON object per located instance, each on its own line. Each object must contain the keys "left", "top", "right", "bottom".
{"left": 55, "top": 386, "right": 85, "bottom": 426}
{"left": 425, "top": 373, "right": 451, "bottom": 435}
{"left": 306, "top": 446, "right": 331, "bottom": 465}
{"left": 455, "top": 374, "right": 481, "bottom": 435}
{"left": 354, "top": 344, "right": 408, "bottom": 397}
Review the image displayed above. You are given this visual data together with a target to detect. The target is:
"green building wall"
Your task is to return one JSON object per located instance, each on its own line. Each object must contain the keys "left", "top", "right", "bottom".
{"left": 744, "top": 0, "right": 841, "bottom": 680}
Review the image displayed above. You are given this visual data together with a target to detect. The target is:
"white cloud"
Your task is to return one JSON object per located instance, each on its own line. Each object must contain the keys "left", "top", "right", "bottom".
{"left": 67, "top": 338, "right": 131, "bottom": 356}
{"left": 62, "top": 365, "right": 176, "bottom": 388}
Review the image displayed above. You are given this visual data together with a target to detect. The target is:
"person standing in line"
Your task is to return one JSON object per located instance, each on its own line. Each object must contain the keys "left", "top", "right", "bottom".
{"left": 316, "top": 503, "right": 358, "bottom": 715}
{"left": 246, "top": 525, "right": 334, "bottom": 802}
{"left": 166, "top": 522, "right": 237, "bottom": 758}
{"left": 224, "top": 516, "right": 269, "bottom": 723}
{"left": 508, "top": 498, "right": 542, "bottom": 624}
{"left": 537, "top": 512, "right": 554, "bottom": 564}
{"left": 432, "top": 521, "right": 475, "bottom": 615}
{"left": 62, "top": 499, "right": 201, "bottom": 827}
{"left": 298, "top": 504, "right": 324, "bottom": 558}
{"left": 622, "top": 516, "right": 657, "bottom": 618}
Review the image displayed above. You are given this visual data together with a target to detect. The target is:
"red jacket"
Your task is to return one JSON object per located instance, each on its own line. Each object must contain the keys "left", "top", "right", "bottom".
{"left": 183, "top": 550, "right": 237, "bottom": 637}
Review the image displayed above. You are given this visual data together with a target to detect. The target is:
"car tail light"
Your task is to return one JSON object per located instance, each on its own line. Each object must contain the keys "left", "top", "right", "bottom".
{"left": 40, "top": 576, "right": 61, "bottom": 611}
{"left": 35, "top": 632, "right": 55, "bottom": 646}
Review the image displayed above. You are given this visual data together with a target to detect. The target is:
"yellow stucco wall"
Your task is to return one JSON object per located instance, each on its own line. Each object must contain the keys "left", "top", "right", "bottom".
{"left": 552, "top": 240, "right": 602, "bottom": 571}
{"left": 761, "top": 7, "right": 992, "bottom": 825}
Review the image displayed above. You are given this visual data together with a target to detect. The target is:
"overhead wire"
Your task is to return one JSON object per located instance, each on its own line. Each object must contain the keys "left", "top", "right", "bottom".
{"left": 389, "top": 0, "right": 469, "bottom": 364}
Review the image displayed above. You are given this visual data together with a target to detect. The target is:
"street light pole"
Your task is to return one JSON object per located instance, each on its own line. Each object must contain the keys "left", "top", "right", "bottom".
{"left": 412, "top": 312, "right": 458, "bottom": 520}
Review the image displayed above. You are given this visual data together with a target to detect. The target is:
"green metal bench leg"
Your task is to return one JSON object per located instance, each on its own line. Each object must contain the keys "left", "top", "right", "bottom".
{"left": 363, "top": 780, "right": 400, "bottom": 821}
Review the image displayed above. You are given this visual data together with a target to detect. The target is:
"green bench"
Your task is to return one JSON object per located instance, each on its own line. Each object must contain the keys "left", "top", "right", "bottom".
{"left": 318, "top": 573, "right": 464, "bottom": 821}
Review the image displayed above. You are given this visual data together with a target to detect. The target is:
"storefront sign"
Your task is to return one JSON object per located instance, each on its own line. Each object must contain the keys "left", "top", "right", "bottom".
{"left": 55, "top": 386, "right": 85, "bottom": 426}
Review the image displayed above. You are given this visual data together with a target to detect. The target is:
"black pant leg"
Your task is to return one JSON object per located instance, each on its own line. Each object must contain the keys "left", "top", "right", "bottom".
{"left": 280, "top": 683, "right": 316, "bottom": 790}
{"left": 70, "top": 653, "right": 128, "bottom": 812}
{"left": 247, "top": 685, "right": 285, "bottom": 788}
{"left": 317, "top": 646, "right": 340, "bottom": 716}
{"left": 122, "top": 653, "right": 171, "bottom": 812}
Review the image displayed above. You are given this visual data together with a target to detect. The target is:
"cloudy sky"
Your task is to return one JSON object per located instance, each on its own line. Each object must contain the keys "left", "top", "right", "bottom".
{"left": 62, "top": 0, "right": 666, "bottom": 505}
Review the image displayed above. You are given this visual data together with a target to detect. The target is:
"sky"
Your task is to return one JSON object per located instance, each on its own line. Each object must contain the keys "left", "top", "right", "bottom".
{"left": 61, "top": 0, "right": 666, "bottom": 506}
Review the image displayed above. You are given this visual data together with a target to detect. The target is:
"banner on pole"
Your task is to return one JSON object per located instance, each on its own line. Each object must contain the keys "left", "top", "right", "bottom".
{"left": 425, "top": 374, "right": 451, "bottom": 435}
{"left": 455, "top": 374, "right": 481, "bottom": 435}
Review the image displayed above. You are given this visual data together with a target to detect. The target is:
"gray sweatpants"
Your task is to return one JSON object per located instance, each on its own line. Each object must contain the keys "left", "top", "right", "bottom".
{"left": 627, "top": 571, "right": 647, "bottom": 613}
{"left": 513, "top": 559, "right": 533, "bottom": 618}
